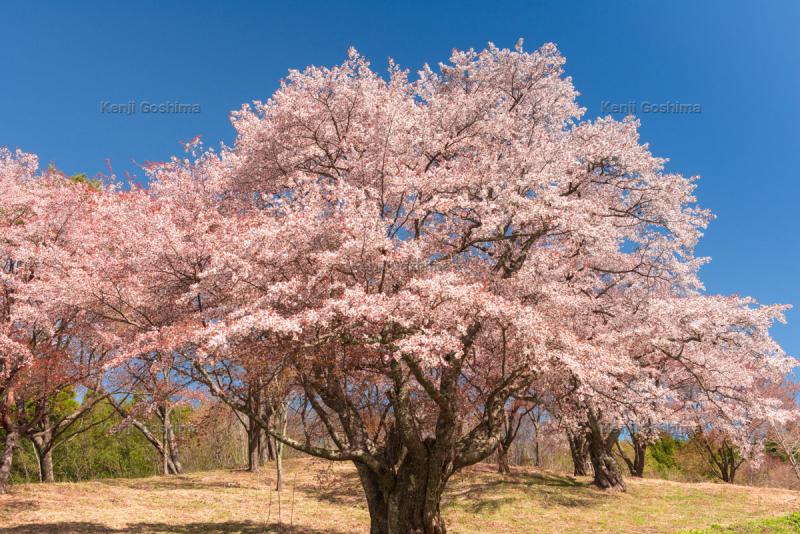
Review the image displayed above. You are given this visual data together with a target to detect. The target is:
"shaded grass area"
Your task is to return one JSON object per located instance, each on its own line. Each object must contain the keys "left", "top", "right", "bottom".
{"left": 0, "top": 522, "right": 334, "bottom": 533}
{"left": 1, "top": 458, "right": 798, "bottom": 533}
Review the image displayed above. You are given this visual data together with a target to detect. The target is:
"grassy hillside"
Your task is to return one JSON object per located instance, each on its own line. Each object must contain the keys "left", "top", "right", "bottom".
{"left": 1, "top": 458, "right": 798, "bottom": 533}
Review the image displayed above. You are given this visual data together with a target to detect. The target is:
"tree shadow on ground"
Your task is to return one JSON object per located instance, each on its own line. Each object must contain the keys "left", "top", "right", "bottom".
{"left": 95, "top": 477, "right": 255, "bottom": 492}
{"left": 296, "top": 468, "right": 364, "bottom": 507}
{"left": 446, "top": 467, "right": 606, "bottom": 509}
{"left": 0, "top": 521, "right": 349, "bottom": 533}
{"left": 516, "top": 470, "right": 587, "bottom": 488}
{"left": 0, "top": 497, "right": 39, "bottom": 514}
{"left": 462, "top": 496, "right": 519, "bottom": 514}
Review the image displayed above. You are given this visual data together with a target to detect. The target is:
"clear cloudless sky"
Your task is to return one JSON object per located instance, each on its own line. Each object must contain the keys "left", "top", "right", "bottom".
{"left": 2, "top": 1, "right": 799, "bottom": 360}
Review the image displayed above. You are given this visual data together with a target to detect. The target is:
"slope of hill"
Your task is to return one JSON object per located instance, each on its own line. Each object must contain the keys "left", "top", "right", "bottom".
{"left": 1, "top": 458, "right": 798, "bottom": 533}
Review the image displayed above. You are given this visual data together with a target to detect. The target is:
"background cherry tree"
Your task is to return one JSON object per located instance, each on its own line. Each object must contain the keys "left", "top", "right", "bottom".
{"left": 0, "top": 149, "right": 105, "bottom": 493}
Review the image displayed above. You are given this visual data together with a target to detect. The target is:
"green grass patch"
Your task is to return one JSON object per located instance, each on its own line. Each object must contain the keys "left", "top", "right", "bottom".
{"left": 683, "top": 512, "right": 800, "bottom": 533}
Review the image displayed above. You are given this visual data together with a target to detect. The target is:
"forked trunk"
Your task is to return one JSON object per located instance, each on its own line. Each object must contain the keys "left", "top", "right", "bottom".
{"left": 567, "top": 431, "right": 591, "bottom": 476}
{"left": 715, "top": 441, "right": 741, "bottom": 483}
{"left": 698, "top": 435, "right": 743, "bottom": 484}
{"left": 257, "top": 401, "right": 273, "bottom": 465}
{"left": 32, "top": 434, "right": 55, "bottom": 482}
{"left": 32, "top": 418, "right": 56, "bottom": 482}
{"left": 110, "top": 398, "right": 179, "bottom": 474}
{"left": 618, "top": 436, "right": 646, "bottom": 477}
{"left": 0, "top": 430, "right": 18, "bottom": 494}
{"left": 357, "top": 457, "right": 449, "bottom": 534}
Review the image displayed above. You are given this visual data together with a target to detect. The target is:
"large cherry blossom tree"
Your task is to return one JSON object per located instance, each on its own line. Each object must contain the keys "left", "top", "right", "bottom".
{"left": 162, "top": 41, "right": 791, "bottom": 532}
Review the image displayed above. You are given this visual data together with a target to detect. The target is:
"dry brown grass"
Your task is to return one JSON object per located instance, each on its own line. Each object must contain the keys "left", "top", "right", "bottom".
{"left": 1, "top": 458, "right": 798, "bottom": 533}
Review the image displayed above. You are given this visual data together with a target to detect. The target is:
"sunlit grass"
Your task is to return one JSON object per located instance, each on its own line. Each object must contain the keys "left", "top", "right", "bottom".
{"left": 1, "top": 458, "right": 798, "bottom": 533}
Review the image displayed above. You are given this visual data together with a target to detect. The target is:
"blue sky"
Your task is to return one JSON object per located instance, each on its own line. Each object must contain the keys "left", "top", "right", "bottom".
{"left": 2, "top": 1, "right": 799, "bottom": 358}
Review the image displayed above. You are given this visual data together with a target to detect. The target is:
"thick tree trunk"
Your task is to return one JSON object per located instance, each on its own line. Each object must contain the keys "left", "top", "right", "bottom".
{"left": 586, "top": 411, "right": 625, "bottom": 490}
{"left": 496, "top": 442, "right": 512, "bottom": 474}
{"left": 246, "top": 417, "right": 260, "bottom": 473}
{"left": 210, "top": 329, "right": 507, "bottom": 534}
{"left": 0, "top": 430, "right": 18, "bottom": 494}
{"left": 567, "top": 431, "right": 591, "bottom": 476}
{"left": 32, "top": 435, "right": 55, "bottom": 482}
{"left": 587, "top": 408, "right": 625, "bottom": 491}
{"left": 32, "top": 418, "right": 56, "bottom": 483}
{"left": 357, "top": 457, "right": 448, "bottom": 534}
{"left": 589, "top": 442, "right": 625, "bottom": 490}
{"left": 41, "top": 447, "right": 54, "bottom": 482}
{"left": 359, "top": 468, "right": 389, "bottom": 534}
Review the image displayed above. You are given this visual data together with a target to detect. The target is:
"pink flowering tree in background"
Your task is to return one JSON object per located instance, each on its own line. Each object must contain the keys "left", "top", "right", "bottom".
{"left": 764, "top": 380, "right": 800, "bottom": 482}
{"left": 41, "top": 152, "right": 230, "bottom": 477}
{"left": 651, "top": 295, "right": 792, "bottom": 483}
{"left": 548, "top": 291, "right": 793, "bottom": 489}
{"left": 0, "top": 150, "right": 105, "bottom": 493}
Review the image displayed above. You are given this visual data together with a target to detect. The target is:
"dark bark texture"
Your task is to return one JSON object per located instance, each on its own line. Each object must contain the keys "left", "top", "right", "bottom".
{"left": 567, "top": 430, "right": 592, "bottom": 477}
{"left": 617, "top": 430, "right": 646, "bottom": 478}
{"left": 358, "top": 455, "right": 450, "bottom": 534}
{"left": 198, "top": 324, "right": 529, "bottom": 533}
{"left": 496, "top": 443, "right": 511, "bottom": 475}
{"left": 586, "top": 408, "right": 625, "bottom": 490}
{"left": 699, "top": 436, "right": 744, "bottom": 484}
